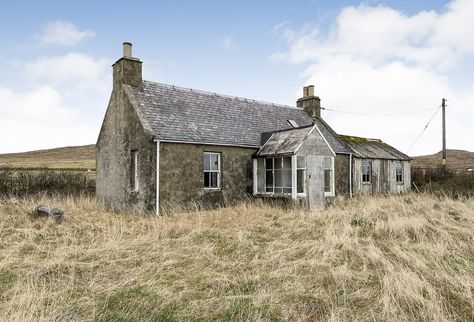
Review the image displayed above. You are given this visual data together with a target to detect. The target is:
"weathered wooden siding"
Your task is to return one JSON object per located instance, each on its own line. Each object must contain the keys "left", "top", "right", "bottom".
{"left": 296, "top": 127, "right": 333, "bottom": 209}
{"left": 353, "top": 158, "right": 411, "bottom": 195}
{"left": 335, "top": 154, "right": 350, "bottom": 196}
{"left": 306, "top": 155, "right": 325, "bottom": 209}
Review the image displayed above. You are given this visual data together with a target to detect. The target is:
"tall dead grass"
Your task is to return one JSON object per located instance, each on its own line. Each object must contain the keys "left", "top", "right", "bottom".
{"left": 0, "top": 194, "right": 473, "bottom": 321}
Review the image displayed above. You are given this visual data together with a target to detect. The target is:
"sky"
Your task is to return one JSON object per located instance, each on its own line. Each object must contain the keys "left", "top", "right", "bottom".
{"left": 0, "top": 0, "right": 472, "bottom": 156}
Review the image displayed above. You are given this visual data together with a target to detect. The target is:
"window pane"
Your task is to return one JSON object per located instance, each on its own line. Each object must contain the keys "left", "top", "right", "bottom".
{"left": 297, "top": 156, "right": 305, "bottom": 169}
{"left": 324, "top": 170, "right": 331, "bottom": 192}
{"left": 297, "top": 169, "right": 305, "bottom": 193}
{"left": 266, "top": 170, "right": 273, "bottom": 189}
{"left": 282, "top": 169, "right": 292, "bottom": 189}
{"left": 283, "top": 157, "right": 291, "bottom": 169}
{"left": 204, "top": 172, "right": 210, "bottom": 187}
{"left": 274, "top": 187, "right": 283, "bottom": 193}
{"left": 203, "top": 154, "right": 210, "bottom": 170}
{"left": 283, "top": 187, "right": 292, "bottom": 193}
{"left": 274, "top": 169, "right": 282, "bottom": 187}
{"left": 265, "top": 158, "right": 273, "bottom": 170}
{"left": 324, "top": 157, "right": 332, "bottom": 170}
{"left": 275, "top": 158, "right": 282, "bottom": 169}
{"left": 257, "top": 159, "right": 265, "bottom": 193}
{"left": 210, "top": 154, "right": 219, "bottom": 170}
{"left": 210, "top": 172, "right": 218, "bottom": 187}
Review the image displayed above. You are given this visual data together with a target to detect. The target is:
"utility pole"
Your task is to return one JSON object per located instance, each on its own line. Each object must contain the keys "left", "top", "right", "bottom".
{"left": 442, "top": 98, "right": 446, "bottom": 168}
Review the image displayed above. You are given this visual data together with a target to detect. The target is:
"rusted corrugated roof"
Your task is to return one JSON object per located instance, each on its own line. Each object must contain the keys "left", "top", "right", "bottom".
{"left": 339, "top": 135, "right": 410, "bottom": 160}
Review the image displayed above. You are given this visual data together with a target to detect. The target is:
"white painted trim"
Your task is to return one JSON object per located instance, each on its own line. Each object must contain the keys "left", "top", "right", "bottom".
{"left": 291, "top": 155, "right": 297, "bottom": 199}
{"left": 157, "top": 139, "right": 258, "bottom": 149}
{"left": 155, "top": 140, "right": 160, "bottom": 215}
{"left": 313, "top": 123, "right": 336, "bottom": 157}
{"left": 253, "top": 158, "right": 258, "bottom": 196}
{"left": 323, "top": 156, "right": 336, "bottom": 197}
{"left": 203, "top": 152, "right": 221, "bottom": 190}
{"left": 293, "top": 125, "right": 317, "bottom": 155}
{"left": 255, "top": 132, "right": 275, "bottom": 156}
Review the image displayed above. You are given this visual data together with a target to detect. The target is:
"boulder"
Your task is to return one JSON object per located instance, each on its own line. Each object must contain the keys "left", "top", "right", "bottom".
{"left": 34, "top": 205, "right": 64, "bottom": 224}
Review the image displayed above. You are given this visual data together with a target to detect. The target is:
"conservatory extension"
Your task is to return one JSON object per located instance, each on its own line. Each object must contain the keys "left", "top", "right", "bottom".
{"left": 253, "top": 124, "right": 335, "bottom": 209}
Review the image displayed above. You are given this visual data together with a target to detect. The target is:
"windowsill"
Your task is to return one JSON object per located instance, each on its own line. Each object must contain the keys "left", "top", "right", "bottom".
{"left": 204, "top": 188, "right": 221, "bottom": 192}
{"left": 396, "top": 182, "right": 404, "bottom": 185}
{"left": 255, "top": 193, "right": 306, "bottom": 198}
{"left": 324, "top": 192, "right": 335, "bottom": 197}
{"left": 362, "top": 182, "right": 372, "bottom": 185}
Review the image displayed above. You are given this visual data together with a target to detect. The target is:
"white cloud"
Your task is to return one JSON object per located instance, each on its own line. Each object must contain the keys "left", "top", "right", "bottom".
{"left": 36, "top": 21, "right": 95, "bottom": 46}
{"left": 273, "top": 0, "right": 474, "bottom": 155}
{"left": 0, "top": 53, "right": 111, "bottom": 153}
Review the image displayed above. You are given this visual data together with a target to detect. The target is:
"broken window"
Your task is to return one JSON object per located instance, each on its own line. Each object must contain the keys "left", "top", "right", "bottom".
{"left": 203, "top": 152, "right": 221, "bottom": 189}
{"left": 131, "top": 150, "right": 138, "bottom": 191}
{"left": 396, "top": 162, "right": 403, "bottom": 184}
{"left": 362, "top": 161, "right": 372, "bottom": 184}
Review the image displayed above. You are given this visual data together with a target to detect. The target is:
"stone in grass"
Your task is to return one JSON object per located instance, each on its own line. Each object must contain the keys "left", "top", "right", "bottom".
{"left": 35, "top": 204, "right": 51, "bottom": 217}
{"left": 34, "top": 205, "right": 64, "bottom": 224}
{"left": 50, "top": 208, "right": 64, "bottom": 224}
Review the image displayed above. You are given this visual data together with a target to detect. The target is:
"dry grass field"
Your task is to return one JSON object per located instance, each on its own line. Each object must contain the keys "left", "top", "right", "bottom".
{"left": 0, "top": 194, "right": 473, "bottom": 321}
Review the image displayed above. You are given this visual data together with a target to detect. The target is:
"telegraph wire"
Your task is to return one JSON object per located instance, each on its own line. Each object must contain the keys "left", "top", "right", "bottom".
{"left": 320, "top": 105, "right": 439, "bottom": 117}
{"left": 406, "top": 105, "right": 443, "bottom": 154}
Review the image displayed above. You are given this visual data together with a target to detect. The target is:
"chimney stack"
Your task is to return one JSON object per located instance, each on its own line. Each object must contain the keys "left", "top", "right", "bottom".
{"left": 123, "top": 42, "right": 132, "bottom": 57}
{"left": 297, "top": 84, "right": 321, "bottom": 120}
{"left": 112, "top": 42, "right": 142, "bottom": 87}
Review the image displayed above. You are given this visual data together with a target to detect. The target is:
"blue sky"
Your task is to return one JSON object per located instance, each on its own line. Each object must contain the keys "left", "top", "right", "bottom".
{"left": 1, "top": 0, "right": 472, "bottom": 156}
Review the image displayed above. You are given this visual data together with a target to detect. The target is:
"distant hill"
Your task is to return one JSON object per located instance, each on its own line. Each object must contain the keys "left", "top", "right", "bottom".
{"left": 1, "top": 145, "right": 473, "bottom": 172}
{"left": 411, "top": 149, "right": 474, "bottom": 171}
{"left": 0, "top": 145, "right": 95, "bottom": 170}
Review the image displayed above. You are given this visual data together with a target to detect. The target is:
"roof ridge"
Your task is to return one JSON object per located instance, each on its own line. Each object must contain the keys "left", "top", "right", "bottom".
{"left": 142, "top": 80, "right": 298, "bottom": 110}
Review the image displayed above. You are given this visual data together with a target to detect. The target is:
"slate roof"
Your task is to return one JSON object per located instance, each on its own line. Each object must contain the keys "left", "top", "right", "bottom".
{"left": 125, "top": 80, "right": 408, "bottom": 160}
{"left": 256, "top": 125, "right": 314, "bottom": 157}
{"left": 127, "top": 81, "right": 312, "bottom": 147}
{"left": 339, "top": 135, "right": 411, "bottom": 160}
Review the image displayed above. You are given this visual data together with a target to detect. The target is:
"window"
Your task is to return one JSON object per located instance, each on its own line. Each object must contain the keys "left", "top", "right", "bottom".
{"left": 131, "top": 150, "right": 138, "bottom": 191}
{"left": 395, "top": 162, "right": 403, "bottom": 184}
{"left": 297, "top": 156, "right": 306, "bottom": 194}
{"left": 203, "top": 152, "right": 221, "bottom": 189}
{"left": 287, "top": 119, "right": 299, "bottom": 128}
{"left": 362, "top": 161, "right": 372, "bottom": 184}
{"left": 323, "top": 156, "right": 334, "bottom": 196}
{"left": 257, "top": 156, "right": 306, "bottom": 195}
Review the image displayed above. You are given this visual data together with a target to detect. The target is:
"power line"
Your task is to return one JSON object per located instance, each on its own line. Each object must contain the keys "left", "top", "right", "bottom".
{"left": 321, "top": 105, "right": 439, "bottom": 117}
{"left": 406, "top": 105, "right": 443, "bottom": 154}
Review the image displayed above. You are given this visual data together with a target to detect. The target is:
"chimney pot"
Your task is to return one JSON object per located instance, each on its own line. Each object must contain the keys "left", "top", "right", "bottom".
{"left": 123, "top": 42, "right": 132, "bottom": 58}
{"left": 307, "top": 85, "right": 315, "bottom": 96}
{"left": 303, "top": 86, "right": 308, "bottom": 97}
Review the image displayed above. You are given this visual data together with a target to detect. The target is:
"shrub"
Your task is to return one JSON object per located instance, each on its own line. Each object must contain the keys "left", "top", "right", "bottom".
{"left": 0, "top": 168, "right": 95, "bottom": 198}
{"left": 412, "top": 166, "right": 474, "bottom": 197}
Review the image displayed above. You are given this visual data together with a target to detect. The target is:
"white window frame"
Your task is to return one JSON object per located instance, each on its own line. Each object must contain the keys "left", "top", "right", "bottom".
{"left": 295, "top": 156, "right": 306, "bottom": 197}
{"left": 203, "top": 152, "right": 221, "bottom": 190}
{"left": 323, "top": 156, "right": 335, "bottom": 197}
{"left": 395, "top": 162, "right": 404, "bottom": 184}
{"left": 131, "top": 150, "right": 138, "bottom": 192}
{"left": 362, "top": 161, "right": 372, "bottom": 184}
{"left": 254, "top": 156, "right": 306, "bottom": 198}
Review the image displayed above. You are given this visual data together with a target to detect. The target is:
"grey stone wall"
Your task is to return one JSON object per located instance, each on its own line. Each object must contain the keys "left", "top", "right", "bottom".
{"left": 96, "top": 85, "right": 156, "bottom": 213}
{"left": 158, "top": 142, "right": 256, "bottom": 210}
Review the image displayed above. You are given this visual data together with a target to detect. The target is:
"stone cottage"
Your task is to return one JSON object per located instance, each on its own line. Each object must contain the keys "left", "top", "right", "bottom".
{"left": 96, "top": 43, "right": 411, "bottom": 214}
